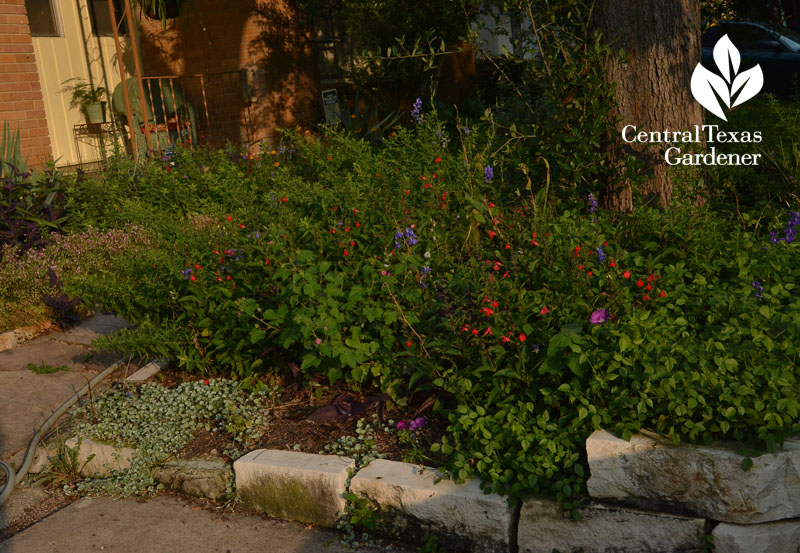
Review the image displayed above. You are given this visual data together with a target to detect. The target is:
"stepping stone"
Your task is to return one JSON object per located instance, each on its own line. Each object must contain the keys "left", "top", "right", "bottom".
{"left": 55, "top": 314, "right": 128, "bottom": 347}
{"left": 0, "top": 338, "right": 91, "bottom": 372}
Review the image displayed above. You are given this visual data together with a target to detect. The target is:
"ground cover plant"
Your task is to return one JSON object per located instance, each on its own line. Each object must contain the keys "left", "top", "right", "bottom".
{"left": 40, "top": 106, "right": 797, "bottom": 506}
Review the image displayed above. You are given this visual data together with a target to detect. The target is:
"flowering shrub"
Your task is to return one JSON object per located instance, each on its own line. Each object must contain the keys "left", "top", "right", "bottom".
{"left": 67, "top": 114, "right": 800, "bottom": 503}
{"left": 0, "top": 226, "right": 154, "bottom": 331}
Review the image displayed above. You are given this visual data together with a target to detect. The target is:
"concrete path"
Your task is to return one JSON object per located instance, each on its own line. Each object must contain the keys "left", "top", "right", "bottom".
{"left": 0, "top": 314, "right": 134, "bottom": 468}
{"left": 0, "top": 495, "right": 411, "bottom": 553}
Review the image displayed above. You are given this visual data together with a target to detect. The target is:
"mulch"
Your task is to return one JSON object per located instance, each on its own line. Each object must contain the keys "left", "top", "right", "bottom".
{"left": 166, "top": 371, "right": 448, "bottom": 466}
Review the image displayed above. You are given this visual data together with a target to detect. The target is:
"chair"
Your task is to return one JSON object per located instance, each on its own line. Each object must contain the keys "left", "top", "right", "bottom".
{"left": 111, "top": 78, "right": 198, "bottom": 155}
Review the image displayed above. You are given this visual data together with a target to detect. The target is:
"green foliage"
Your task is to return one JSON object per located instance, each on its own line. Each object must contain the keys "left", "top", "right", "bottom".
{"left": 1, "top": 121, "right": 26, "bottom": 177}
{"left": 320, "top": 415, "right": 389, "bottom": 469}
{"left": 707, "top": 96, "right": 800, "bottom": 209}
{"left": 33, "top": 437, "right": 95, "bottom": 489}
{"left": 71, "top": 379, "right": 268, "bottom": 497}
{"left": 26, "top": 361, "right": 70, "bottom": 374}
{"left": 62, "top": 118, "right": 800, "bottom": 504}
{"left": 60, "top": 78, "right": 108, "bottom": 110}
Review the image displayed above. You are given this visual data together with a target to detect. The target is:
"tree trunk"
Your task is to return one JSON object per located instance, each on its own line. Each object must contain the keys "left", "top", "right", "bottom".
{"left": 593, "top": 0, "right": 703, "bottom": 211}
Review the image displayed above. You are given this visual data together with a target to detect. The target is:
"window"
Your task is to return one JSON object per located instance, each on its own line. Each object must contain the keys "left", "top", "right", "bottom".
{"left": 25, "top": 0, "right": 60, "bottom": 37}
{"left": 89, "top": 0, "right": 127, "bottom": 37}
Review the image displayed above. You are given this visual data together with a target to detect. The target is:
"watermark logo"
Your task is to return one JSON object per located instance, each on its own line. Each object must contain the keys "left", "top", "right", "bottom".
{"left": 691, "top": 34, "right": 763, "bottom": 121}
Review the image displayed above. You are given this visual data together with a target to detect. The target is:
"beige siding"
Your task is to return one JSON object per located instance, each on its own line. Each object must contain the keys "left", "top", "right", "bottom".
{"left": 32, "top": 0, "right": 132, "bottom": 166}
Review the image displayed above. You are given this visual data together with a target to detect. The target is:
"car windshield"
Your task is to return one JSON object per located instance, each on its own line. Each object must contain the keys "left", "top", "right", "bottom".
{"left": 764, "top": 22, "right": 800, "bottom": 50}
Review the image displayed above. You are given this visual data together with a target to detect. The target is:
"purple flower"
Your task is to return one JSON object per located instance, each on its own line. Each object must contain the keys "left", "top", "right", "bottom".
{"left": 484, "top": 165, "right": 494, "bottom": 183}
{"left": 409, "top": 417, "right": 427, "bottom": 431}
{"left": 411, "top": 98, "right": 423, "bottom": 124}
{"left": 589, "top": 309, "right": 610, "bottom": 325}
{"left": 396, "top": 420, "right": 408, "bottom": 431}
{"left": 596, "top": 246, "right": 605, "bottom": 264}
{"left": 588, "top": 193, "right": 598, "bottom": 214}
{"left": 588, "top": 193, "right": 599, "bottom": 223}
{"left": 752, "top": 281, "right": 764, "bottom": 299}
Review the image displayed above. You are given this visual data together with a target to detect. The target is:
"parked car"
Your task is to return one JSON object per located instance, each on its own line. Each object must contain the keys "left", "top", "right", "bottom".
{"left": 701, "top": 21, "right": 800, "bottom": 98}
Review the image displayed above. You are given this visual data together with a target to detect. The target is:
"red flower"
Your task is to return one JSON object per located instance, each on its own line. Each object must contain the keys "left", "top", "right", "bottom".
{"left": 659, "top": 290, "right": 667, "bottom": 297}
{"left": 643, "top": 294, "right": 651, "bottom": 301}
{"left": 356, "top": 222, "right": 361, "bottom": 227}
{"left": 483, "top": 327, "right": 493, "bottom": 336}
{"left": 623, "top": 270, "right": 631, "bottom": 279}
{"left": 492, "top": 300, "right": 498, "bottom": 308}
{"left": 519, "top": 333, "right": 527, "bottom": 342}
{"left": 488, "top": 230, "right": 496, "bottom": 238}
{"left": 540, "top": 306, "right": 550, "bottom": 315}
{"left": 434, "top": 157, "right": 442, "bottom": 163}
{"left": 344, "top": 250, "right": 350, "bottom": 256}
{"left": 578, "top": 265, "right": 583, "bottom": 270}
{"left": 350, "top": 241, "right": 355, "bottom": 246}
{"left": 637, "top": 279, "right": 644, "bottom": 287}
{"left": 190, "top": 275, "right": 196, "bottom": 282}
{"left": 472, "top": 328, "right": 479, "bottom": 336}
{"left": 226, "top": 215, "right": 233, "bottom": 221}
{"left": 587, "top": 271, "right": 593, "bottom": 276}
{"left": 574, "top": 246, "right": 581, "bottom": 257}
{"left": 404, "top": 189, "right": 410, "bottom": 195}
{"left": 645, "top": 284, "right": 652, "bottom": 291}
{"left": 281, "top": 197, "right": 288, "bottom": 202}
{"left": 203, "top": 379, "right": 209, "bottom": 385}
{"left": 609, "top": 260, "right": 617, "bottom": 267}
{"left": 502, "top": 336, "right": 510, "bottom": 343}
{"left": 406, "top": 340, "right": 412, "bottom": 348}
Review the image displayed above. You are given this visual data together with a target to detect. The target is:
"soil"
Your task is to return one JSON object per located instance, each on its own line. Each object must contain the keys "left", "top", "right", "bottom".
{"left": 168, "top": 371, "right": 449, "bottom": 466}
{"left": 0, "top": 491, "right": 73, "bottom": 541}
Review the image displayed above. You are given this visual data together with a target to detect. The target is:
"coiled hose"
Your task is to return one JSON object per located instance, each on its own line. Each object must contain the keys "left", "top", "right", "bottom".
{"left": 0, "top": 357, "right": 128, "bottom": 507}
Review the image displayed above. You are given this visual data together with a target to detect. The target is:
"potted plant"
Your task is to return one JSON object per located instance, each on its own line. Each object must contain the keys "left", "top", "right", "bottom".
{"left": 61, "top": 78, "right": 108, "bottom": 124}
{"left": 132, "top": 0, "right": 194, "bottom": 26}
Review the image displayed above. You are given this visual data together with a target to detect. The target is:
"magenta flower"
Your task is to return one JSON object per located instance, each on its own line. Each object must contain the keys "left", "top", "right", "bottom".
{"left": 589, "top": 309, "right": 610, "bottom": 324}
{"left": 396, "top": 420, "right": 408, "bottom": 431}
{"left": 409, "top": 417, "right": 427, "bottom": 431}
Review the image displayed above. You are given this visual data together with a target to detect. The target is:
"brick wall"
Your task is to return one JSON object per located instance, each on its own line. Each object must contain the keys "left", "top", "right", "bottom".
{"left": 136, "top": 0, "right": 321, "bottom": 149}
{"left": 0, "top": 0, "right": 52, "bottom": 167}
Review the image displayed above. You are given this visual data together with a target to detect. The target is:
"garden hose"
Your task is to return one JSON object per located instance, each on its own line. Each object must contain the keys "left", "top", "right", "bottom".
{"left": 0, "top": 357, "right": 129, "bottom": 507}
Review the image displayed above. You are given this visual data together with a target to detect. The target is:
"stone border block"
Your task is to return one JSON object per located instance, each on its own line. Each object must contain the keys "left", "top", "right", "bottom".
{"left": 234, "top": 449, "right": 354, "bottom": 527}
{"left": 65, "top": 437, "right": 136, "bottom": 477}
{"left": 713, "top": 519, "right": 800, "bottom": 553}
{"left": 519, "top": 498, "right": 707, "bottom": 553}
{"left": 126, "top": 360, "right": 164, "bottom": 382}
{"left": 152, "top": 458, "right": 231, "bottom": 500}
{"left": 350, "top": 459, "right": 516, "bottom": 553}
{"left": 586, "top": 429, "right": 800, "bottom": 523}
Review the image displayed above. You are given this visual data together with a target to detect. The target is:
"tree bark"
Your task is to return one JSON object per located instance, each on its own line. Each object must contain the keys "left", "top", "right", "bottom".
{"left": 592, "top": 0, "right": 703, "bottom": 211}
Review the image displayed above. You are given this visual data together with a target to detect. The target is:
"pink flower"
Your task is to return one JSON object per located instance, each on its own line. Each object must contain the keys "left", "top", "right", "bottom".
{"left": 589, "top": 309, "right": 610, "bottom": 325}
{"left": 315, "top": 338, "right": 322, "bottom": 345}
{"left": 396, "top": 420, "right": 408, "bottom": 430}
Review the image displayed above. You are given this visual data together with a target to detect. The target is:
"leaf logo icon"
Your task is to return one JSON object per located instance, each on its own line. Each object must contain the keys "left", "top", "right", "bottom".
{"left": 691, "top": 34, "right": 764, "bottom": 121}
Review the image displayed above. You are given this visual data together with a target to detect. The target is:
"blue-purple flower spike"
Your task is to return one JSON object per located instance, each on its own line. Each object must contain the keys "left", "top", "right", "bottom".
{"left": 411, "top": 98, "right": 423, "bottom": 124}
